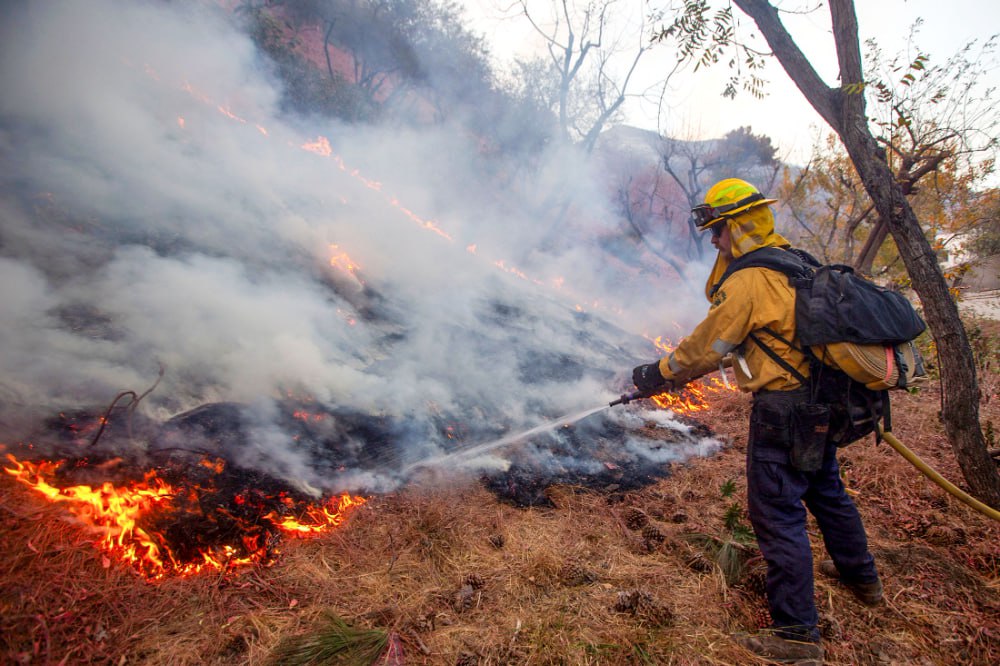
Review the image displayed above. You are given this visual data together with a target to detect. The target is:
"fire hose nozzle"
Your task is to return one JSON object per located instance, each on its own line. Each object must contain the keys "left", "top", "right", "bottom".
{"left": 609, "top": 386, "right": 665, "bottom": 407}
{"left": 609, "top": 382, "right": 677, "bottom": 407}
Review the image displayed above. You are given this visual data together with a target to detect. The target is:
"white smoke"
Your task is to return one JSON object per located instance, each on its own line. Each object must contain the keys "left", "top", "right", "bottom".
{"left": 0, "top": 0, "right": 718, "bottom": 493}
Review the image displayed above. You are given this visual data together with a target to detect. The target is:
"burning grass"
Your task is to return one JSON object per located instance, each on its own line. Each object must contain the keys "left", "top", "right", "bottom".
{"left": 3, "top": 453, "right": 367, "bottom": 581}
{"left": 2, "top": 371, "right": 999, "bottom": 664}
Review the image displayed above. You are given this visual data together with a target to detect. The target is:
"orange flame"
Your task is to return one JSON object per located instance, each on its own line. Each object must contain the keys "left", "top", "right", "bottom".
{"left": 217, "top": 104, "right": 247, "bottom": 124}
{"left": 4, "top": 454, "right": 365, "bottom": 580}
{"left": 302, "top": 135, "right": 332, "bottom": 157}
{"left": 265, "top": 494, "right": 366, "bottom": 535}
{"left": 5, "top": 455, "right": 176, "bottom": 576}
{"left": 292, "top": 410, "right": 327, "bottom": 422}
{"left": 638, "top": 335, "right": 739, "bottom": 415}
{"left": 329, "top": 244, "right": 363, "bottom": 284}
{"left": 650, "top": 384, "right": 711, "bottom": 413}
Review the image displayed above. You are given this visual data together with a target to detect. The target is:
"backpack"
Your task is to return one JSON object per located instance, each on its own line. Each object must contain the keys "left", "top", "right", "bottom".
{"left": 712, "top": 246, "right": 929, "bottom": 446}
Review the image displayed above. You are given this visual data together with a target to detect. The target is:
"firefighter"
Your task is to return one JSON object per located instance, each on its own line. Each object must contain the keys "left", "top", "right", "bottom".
{"left": 631, "top": 178, "right": 882, "bottom": 664}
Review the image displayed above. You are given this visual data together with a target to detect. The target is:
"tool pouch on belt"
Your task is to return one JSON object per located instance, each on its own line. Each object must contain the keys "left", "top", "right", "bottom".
{"left": 789, "top": 403, "right": 830, "bottom": 472}
{"left": 751, "top": 398, "right": 796, "bottom": 469}
{"left": 753, "top": 390, "right": 829, "bottom": 472}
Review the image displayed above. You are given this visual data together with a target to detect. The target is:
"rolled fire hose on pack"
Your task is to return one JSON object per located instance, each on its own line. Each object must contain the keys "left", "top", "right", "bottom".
{"left": 877, "top": 426, "right": 1000, "bottom": 523}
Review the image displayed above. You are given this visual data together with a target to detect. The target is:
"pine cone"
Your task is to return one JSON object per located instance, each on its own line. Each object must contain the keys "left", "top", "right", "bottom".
{"left": 684, "top": 550, "right": 714, "bottom": 573}
{"left": 464, "top": 573, "right": 486, "bottom": 589}
{"left": 641, "top": 524, "right": 665, "bottom": 545}
{"left": 559, "top": 561, "right": 596, "bottom": 586}
{"left": 614, "top": 589, "right": 642, "bottom": 613}
{"left": 739, "top": 559, "right": 768, "bottom": 596}
{"left": 624, "top": 507, "right": 649, "bottom": 531}
{"left": 614, "top": 589, "right": 674, "bottom": 627}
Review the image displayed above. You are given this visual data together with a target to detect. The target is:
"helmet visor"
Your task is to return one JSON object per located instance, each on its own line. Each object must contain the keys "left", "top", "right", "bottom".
{"left": 692, "top": 192, "right": 766, "bottom": 229}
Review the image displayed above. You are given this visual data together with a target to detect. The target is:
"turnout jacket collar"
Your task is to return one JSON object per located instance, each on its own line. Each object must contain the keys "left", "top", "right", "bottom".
{"left": 704, "top": 205, "right": 790, "bottom": 302}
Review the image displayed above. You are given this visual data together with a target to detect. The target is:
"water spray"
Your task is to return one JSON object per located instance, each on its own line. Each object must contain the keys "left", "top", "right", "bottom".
{"left": 402, "top": 404, "right": 610, "bottom": 474}
{"left": 404, "top": 383, "right": 676, "bottom": 474}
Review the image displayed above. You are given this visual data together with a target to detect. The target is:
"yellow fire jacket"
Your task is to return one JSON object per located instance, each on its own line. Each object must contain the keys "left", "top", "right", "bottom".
{"left": 657, "top": 206, "right": 809, "bottom": 393}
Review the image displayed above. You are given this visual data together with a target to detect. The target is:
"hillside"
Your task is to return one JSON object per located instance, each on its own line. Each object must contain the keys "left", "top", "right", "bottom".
{"left": 2, "top": 3, "right": 997, "bottom": 664}
{"left": 3, "top": 318, "right": 998, "bottom": 665}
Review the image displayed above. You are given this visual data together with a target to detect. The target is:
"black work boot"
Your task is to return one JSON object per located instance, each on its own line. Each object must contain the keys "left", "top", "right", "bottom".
{"left": 733, "top": 632, "right": 823, "bottom": 665}
{"left": 818, "top": 559, "right": 883, "bottom": 605}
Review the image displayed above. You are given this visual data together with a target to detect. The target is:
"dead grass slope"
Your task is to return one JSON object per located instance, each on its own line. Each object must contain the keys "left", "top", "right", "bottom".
{"left": 2, "top": 369, "right": 999, "bottom": 665}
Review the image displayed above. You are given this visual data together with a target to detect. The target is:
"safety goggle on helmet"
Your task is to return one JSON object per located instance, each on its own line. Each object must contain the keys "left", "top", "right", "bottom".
{"left": 692, "top": 179, "right": 777, "bottom": 230}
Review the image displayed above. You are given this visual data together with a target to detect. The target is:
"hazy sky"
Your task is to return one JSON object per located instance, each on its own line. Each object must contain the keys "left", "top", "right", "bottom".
{"left": 458, "top": 0, "right": 1000, "bottom": 164}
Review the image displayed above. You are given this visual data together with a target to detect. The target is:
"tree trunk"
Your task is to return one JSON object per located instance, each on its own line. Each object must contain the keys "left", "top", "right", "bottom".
{"left": 734, "top": 0, "right": 1000, "bottom": 507}
{"left": 853, "top": 217, "right": 889, "bottom": 274}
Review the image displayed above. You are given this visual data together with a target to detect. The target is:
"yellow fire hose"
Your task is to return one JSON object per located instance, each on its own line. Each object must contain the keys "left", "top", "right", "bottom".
{"left": 878, "top": 426, "right": 1000, "bottom": 523}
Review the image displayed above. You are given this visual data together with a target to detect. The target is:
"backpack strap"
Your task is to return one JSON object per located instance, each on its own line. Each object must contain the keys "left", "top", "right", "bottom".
{"left": 746, "top": 329, "right": 810, "bottom": 391}
{"left": 708, "top": 246, "right": 818, "bottom": 298}
{"left": 750, "top": 330, "right": 890, "bottom": 444}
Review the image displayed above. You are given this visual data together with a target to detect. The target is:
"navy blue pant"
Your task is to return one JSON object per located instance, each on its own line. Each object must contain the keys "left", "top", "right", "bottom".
{"left": 747, "top": 391, "right": 878, "bottom": 642}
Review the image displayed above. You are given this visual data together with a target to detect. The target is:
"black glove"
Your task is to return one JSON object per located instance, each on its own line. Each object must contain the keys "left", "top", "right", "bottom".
{"left": 632, "top": 362, "right": 668, "bottom": 394}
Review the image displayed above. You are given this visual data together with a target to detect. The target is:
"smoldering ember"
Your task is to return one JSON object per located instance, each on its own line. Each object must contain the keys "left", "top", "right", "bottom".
{"left": 0, "top": 1, "right": 730, "bottom": 579}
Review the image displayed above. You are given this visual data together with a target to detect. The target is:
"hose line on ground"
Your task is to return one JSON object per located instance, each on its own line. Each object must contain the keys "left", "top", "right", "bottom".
{"left": 878, "top": 426, "right": 1000, "bottom": 523}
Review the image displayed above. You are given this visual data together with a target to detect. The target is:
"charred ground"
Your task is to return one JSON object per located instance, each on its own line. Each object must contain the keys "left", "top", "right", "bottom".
{"left": 2, "top": 324, "right": 999, "bottom": 665}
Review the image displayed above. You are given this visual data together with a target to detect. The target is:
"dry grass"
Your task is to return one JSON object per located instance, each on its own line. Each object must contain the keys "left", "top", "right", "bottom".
{"left": 2, "top": 364, "right": 999, "bottom": 665}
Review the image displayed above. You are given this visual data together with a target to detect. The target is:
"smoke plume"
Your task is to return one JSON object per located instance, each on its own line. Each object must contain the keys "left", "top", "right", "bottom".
{"left": 0, "top": 0, "right": 719, "bottom": 494}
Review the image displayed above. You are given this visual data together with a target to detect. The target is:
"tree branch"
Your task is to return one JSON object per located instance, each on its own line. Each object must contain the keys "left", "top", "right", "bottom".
{"left": 732, "top": 0, "right": 840, "bottom": 128}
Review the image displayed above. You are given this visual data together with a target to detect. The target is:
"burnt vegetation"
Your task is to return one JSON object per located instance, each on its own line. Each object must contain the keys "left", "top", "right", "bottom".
{"left": 3, "top": 361, "right": 999, "bottom": 663}
{"left": 2, "top": 2, "right": 999, "bottom": 665}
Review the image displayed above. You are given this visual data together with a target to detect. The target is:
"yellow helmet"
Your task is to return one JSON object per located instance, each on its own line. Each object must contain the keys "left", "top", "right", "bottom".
{"left": 692, "top": 178, "right": 777, "bottom": 231}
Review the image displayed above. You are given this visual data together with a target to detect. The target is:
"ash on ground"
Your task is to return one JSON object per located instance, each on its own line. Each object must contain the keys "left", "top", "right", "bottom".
{"left": 474, "top": 406, "right": 723, "bottom": 507}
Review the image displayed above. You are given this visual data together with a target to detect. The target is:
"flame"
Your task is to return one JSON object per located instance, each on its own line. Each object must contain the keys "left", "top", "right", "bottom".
{"left": 329, "top": 244, "right": 363, "bottom": 284}
{"left": 292, "top": 410, "right": 327, "bottom": 422}
{"left": 4, "top": 454, "right": 365, "bottom": 580}
{"left": 217, "top": 104, "right": 247, "bottom": 124}
{"left": 493, "top": 259, "right": 542, "bottom": 285}
{"left": 265, "top": 494, "right": 366, "bottom": 535}
{"left": 302, "top": 135, "right": 332, "bottom": 157}
{"left": 638, "top": 334, "right": 739, "bottom": 415}
{"left": 387, "top": 196, "right": 451, "bottom": 240}
{"left": 650, "top": 384, "right": 711, "bottom": 413}
{"left": 645, "top": 334, "right": 676, "bottom": 357}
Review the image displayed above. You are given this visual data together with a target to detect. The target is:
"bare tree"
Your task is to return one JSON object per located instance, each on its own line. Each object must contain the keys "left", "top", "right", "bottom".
{"left": 605, "top": 144, "right": 692, "bottom": 280}
{"left": 515, "top": 0, "right": 656, "bottom": 152}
